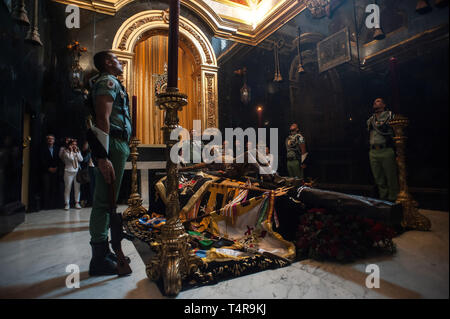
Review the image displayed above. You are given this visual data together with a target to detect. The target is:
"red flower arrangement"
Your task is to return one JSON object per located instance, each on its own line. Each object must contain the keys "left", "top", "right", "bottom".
{"left": 296, "top": 208, "right": 396, "bottom": 262}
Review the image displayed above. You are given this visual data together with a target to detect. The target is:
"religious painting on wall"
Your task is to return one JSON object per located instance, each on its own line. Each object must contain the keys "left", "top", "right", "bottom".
{"left": 317, "top": 27, "right": 351, "bottom": 73}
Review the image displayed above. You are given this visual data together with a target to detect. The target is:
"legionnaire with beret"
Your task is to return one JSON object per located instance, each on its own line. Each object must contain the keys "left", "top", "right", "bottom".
{"left": 87, "top": 51, "right": 132, "bottom": 276}
{"left": 367, "top": 97, "right": 399, "bottom": 202}
{"left": 286, "top": 123, "right": 308, "bottom": 179}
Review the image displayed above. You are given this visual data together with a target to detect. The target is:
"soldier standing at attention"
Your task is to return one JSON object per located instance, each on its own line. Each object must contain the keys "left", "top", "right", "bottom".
{"left": 367, "top": 97, "right": 399, "bottom": 202}
{"left": 286, "top": 123, "right": 307, "bottom": 179}
{"left": 87, "top": 51, "right": 132, "bottom": 276}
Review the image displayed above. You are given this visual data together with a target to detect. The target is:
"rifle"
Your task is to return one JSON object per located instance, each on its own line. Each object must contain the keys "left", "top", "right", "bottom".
{"left": 109, "top": 183, "right": 133, "bottom": 276}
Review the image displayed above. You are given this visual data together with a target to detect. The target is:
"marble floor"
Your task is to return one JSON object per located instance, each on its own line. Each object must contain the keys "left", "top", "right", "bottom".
{"left": 0, "top": 207, "right": 448, "bottom": 299}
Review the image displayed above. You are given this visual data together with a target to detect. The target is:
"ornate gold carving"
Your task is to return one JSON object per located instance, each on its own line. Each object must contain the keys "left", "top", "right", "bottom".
{"left": 179, "top": 21, "right": 213, "bottom": 64}
{"left": 182, "top": 0, "right": 307, "bottom": 46}
{"left": 147, "top": 218, "right": 202, "bottom": 295}
{"left": 118, "top": 16, "right": 164, "bottom": 50}
{"left": 117, "top": 60, "right": 127, "bottom": 83}
{"left": 118, "top": 15, "right": 212, "bottom": 65}
{"left": 54, "top": 1, "right": 307, "bottom": 46}
{"left": 137, "top": 29, "right": 163, "bottom": 44}
{"left": 390, "top": 115, "right": 431, "bottom": 231}
{"left": 145, "top": 88, "right": 201, "bottom": 296}
{"left": 123, "top": 136, "right": 147, "bottom": 220}
{"left": 180, "top": 36, "right": 202, "bottom": 66}
{"left": 153, "top": 63, "right": 168, "bottom": 95}
{"left": 162, "top": 8, "right": 170, "bottom": 24}
{"left": 113, "top": 11, "right": 218, "bottom": 140}
{"left": 205, "top": 73, "right": 216, "bottom": 128}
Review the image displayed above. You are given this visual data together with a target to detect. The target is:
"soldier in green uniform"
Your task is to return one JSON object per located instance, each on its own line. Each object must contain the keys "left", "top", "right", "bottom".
{"left": 286, "top": 123, "right": 307, "bottom": 179}
{"left": 367, "top": 97, "right": 399, "bottom": 202}
{"left": 87, "top": 51, "right": 132, "bottom": 276}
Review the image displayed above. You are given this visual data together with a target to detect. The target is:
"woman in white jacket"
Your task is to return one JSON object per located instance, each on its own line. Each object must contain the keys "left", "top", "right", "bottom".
{"left": 60, "top": 138, "right": 83, "bottom": 210}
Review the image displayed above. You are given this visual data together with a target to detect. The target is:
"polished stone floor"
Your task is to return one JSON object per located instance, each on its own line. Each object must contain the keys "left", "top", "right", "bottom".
{"left": 0, "top": 206, "right": 448, "bottom": 299}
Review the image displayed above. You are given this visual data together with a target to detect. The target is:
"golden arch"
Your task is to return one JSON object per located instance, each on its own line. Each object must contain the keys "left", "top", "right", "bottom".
{"left": 111, "top": 10, "right": 219, "bottom": 136}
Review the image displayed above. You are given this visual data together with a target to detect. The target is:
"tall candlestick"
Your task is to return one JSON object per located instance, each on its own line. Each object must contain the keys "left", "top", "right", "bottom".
{"left": 132, "top": 95, "right": 137, "bottom": 137}
{"left": 167, "top": 0, "right": 179, "bottom": 88}
{"left": 149, "top": 0, "right": 200, "bottom": 297}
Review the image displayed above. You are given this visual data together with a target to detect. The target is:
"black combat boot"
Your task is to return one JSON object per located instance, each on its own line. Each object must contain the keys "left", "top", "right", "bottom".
{"left": 89, "top": 241, "right": 118, "bottom": 276}
{"left": 105, "top": 238, "right": 131, "bottom": 264}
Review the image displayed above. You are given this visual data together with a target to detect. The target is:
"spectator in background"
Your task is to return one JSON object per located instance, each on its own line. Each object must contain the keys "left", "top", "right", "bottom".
{"left": 40, "top": 134, "right": 60, "bottom": 210}
{"left": 80, "top": 141, "right": 95, "bottom": 207}
{"left": 60, "top": 138, "right": 83, "bottom": 210}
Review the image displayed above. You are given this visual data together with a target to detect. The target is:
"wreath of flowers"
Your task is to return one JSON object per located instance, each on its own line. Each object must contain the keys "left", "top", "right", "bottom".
{"left": 296, "top": 208, "right": 396, "bottom": 262}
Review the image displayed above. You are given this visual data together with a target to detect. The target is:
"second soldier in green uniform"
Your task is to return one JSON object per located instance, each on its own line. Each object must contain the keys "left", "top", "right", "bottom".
{"left": 286, "top": 123, "right": 307, "bottom": 179}
{"left": 367, "top": 97, "right": 399, "bottom": 202}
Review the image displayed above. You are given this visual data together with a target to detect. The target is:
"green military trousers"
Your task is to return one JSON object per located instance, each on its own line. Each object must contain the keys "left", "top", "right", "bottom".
{"left": 369, "top": 147, "right": 399, "bottom": 202}
{"left": 287, "top": 159, "right": 304, "bottom": 179}
{"left": 89, "top": 138, "right": 130, "bottom": 243}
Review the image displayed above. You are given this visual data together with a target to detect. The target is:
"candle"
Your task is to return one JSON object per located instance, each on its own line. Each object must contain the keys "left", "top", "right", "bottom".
{"left": 132, "top": 95, "right": 137, "bottom": 137}
{"left": 389, "top": 57, "right": 400, "bottom": 114}
{"left": 167, "top": 0, "right": 180, "bottom": 88}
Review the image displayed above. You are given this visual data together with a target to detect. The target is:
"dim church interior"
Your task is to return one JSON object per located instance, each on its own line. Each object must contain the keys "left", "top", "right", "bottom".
{"left": 0, "top": 0, "right": 448, "bottom": 299}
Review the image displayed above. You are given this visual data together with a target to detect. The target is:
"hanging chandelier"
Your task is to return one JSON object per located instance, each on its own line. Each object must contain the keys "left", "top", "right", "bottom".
{"left": 235, "top": 67, "right": 251, "bottom": 105}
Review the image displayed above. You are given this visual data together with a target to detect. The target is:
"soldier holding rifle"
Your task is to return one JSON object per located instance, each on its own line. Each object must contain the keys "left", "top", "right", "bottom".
{"left": 86, "top": 51, "right": 132, "bottom": 276}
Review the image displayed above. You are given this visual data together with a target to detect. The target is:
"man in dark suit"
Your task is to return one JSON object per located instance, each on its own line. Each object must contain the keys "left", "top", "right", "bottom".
{"left": 40, "top": 134, "right": 60, "bottom": 210}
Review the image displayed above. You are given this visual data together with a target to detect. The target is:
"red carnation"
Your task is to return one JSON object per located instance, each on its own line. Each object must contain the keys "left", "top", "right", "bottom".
{"left": 330, "top": 245, "right": 338, "bottom": 257}
{"left": 372, "top": 222, "right": 384, "bottom": 232}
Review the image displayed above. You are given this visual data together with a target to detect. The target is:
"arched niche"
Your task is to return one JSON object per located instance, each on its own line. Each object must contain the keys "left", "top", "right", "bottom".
{"left": 111, "top": 10, "right": 219, "bottom": 144}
